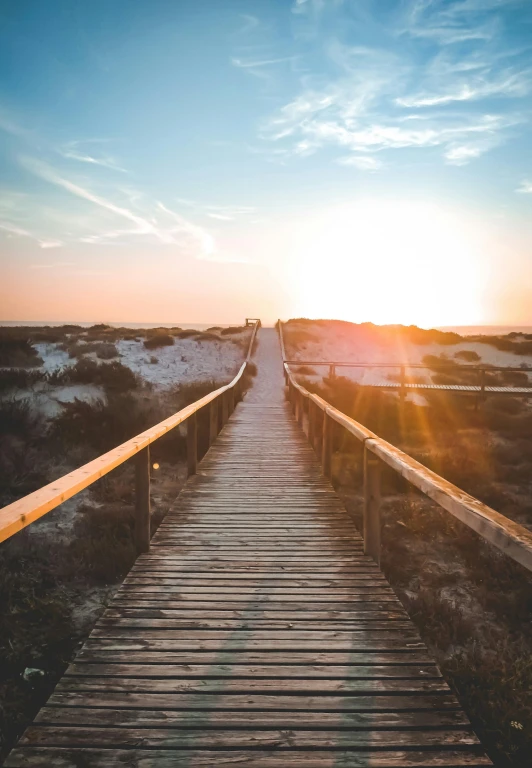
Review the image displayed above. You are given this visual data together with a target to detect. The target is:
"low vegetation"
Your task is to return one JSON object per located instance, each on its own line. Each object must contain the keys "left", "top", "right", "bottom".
{"left": 143, "top": 333, "right": 174, "bottom": 349}
{"left": 455, "top": 349, "right": 481, "bottom": 362}
{"left": 0, "top": 338, "right": 42, "bottom": 368}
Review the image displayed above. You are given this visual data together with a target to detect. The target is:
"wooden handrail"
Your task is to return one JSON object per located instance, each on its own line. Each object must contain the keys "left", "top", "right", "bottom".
{"left": 246, "top": 320, "right": 260, "bottom": 362}
{"left": 0, "top": 321, "right": 259, "bottom": 547}
{"left": 279, "top": 321, "right": 532, "bottom": 572}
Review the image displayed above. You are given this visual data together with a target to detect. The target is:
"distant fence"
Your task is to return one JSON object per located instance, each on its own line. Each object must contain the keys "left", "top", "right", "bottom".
{"left": 283, "top": 360, "right": 532, "bottom": 400}
{"left": 0, "top": 320, "right": 260, "bottom": 548}
{"left": 278, "top": 322, "right": 532, "bottom": 572}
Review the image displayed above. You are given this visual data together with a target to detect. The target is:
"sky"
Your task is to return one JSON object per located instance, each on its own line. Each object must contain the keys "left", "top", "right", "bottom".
{"left": 1, "top": 0, "right": 532, "bottom": 327}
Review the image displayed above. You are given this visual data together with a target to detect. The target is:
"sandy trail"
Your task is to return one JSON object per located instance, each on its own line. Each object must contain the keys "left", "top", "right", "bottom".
{"left": 245, "top": 328, "right": 285, "bottom": 404}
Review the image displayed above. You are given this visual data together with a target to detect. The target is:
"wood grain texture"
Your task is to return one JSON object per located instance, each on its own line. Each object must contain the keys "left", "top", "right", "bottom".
{"left": 5, "top": 328, "right": 492, "bottom": 767}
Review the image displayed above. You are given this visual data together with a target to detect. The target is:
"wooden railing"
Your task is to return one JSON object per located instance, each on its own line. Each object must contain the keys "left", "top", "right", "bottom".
{"left": 279, "top": 323, "right": 532, "bottom": 572}
{"left": 0, "top": 320, "right": 260, "bottom": 550}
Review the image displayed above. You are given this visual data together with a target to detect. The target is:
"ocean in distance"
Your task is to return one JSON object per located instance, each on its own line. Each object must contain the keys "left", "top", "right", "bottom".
{"left": 0, "top": 321, "right": 531, "bottom": 336}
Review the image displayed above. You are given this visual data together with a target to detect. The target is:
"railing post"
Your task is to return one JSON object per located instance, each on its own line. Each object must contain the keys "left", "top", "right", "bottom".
{"left": 322, "top": 412, "right": 332, "bottom": 478}
{"left": 221, "top": 390, "right": 229, "bottom": 426}
{"left": 294, "top": 388, "right": 300, "bottom": 421}
{"left": 134, "top": 447, "right": 151, "bottom": 554}
{"left": 187, "top": 412, "right": 198, "bottom": 476}
{"left": 308, "top": 399, "right": 316, "bottom": 448}
{"left": 399, "top": 365, "right": 406, "bottom": 406}
{"left": 228, "top": 386, "right": 235, "bottom": 415}
{"left": 209, "top": 399, "right": 218, "bottom": 446}
{"left": 363, "top": 444, "right": 381, "bottom": 565}
{"left": 329, "top": 364, "right": 335, "bottom": 380}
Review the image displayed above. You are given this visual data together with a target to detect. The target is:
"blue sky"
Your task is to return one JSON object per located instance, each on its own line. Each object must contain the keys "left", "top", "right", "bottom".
{"left": 1, "top": 0, "right": 532, "bottom": 325}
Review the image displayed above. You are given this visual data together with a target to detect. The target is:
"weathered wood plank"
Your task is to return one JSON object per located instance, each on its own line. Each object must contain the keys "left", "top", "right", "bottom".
{"left": 4, "top": 748, "right": 494, "bottom": 767}
{"left": 19, "top": 725, "right": 480, "bottom": 749}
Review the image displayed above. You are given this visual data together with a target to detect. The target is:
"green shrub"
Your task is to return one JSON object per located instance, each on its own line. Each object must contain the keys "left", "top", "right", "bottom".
{"left": 174, "top": 329, "right": 198, "bottom": 339}
{"left": 52, "top": 359, "right": 138, "bottom": 393}
{"left": 144, "top": 334, "right": 174, "bottom": 349}
{"left": 0, "top": 399, "right": 43, "bottom": 440}
{"left": 0, "top": 369, "right": 46, "bottom": 392}
{"left": 220, "top": 326, "right": 245, "bottom": 335}
{"left": 0, "top": 339, "right": 42, "bottom": 368}
{"left": 455, "top": 349, "right": 481, "bottom": 362}
{"left": 95, "top": 343, "right": 119, "bottom": 360}
{"left": 51, "top": 393, "right": 151, "bottom": 453}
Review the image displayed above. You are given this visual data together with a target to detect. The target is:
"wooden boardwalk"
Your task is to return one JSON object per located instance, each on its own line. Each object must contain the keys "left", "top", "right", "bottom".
{"left": 6, "top": 330, "right": 492, "bottom": 767}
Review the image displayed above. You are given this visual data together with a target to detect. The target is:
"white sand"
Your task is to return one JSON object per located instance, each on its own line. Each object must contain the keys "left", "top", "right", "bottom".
{"left": 115, "top": 337, "right": 246, "bottom": 388}
{"left": 3, "top": 332, "right": 250, "bottom": 419}
{"left": 10, "top": 384, "right": 104, "bottom": 419}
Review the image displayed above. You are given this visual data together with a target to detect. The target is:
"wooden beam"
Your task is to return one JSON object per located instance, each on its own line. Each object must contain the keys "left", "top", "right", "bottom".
{"left": 221, "top": 391, "right": 229, "bottom": 427}
{"left": 322, "top": 413, "right": 332, "bottom": 479}
{"left": 363, "top": 446, "right": 381, "bottom": 565}
{"left": 209, "top": 400, "right": 218, "bottom": 446}
{"left": 134, "top": 447, "right": 151, "bottom": 554}
{"left": 187, "top": 413, "right": 198, "bottom": 477}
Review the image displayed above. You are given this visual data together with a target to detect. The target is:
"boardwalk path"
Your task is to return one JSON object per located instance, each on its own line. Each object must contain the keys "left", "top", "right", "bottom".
{"left": 6, "top": 329, "right": 491, "bottom": 766}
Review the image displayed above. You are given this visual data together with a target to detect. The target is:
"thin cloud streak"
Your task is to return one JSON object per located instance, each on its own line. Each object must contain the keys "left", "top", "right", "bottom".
{"left": 0, "top": 220, "right": 64, "bottom": 249}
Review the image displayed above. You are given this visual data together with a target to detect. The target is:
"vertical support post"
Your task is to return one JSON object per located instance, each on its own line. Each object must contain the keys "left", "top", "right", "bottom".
{"left": 329, "top": 364, "right": 335, "bottom": 380}
{"left": 221, "top": 391, "right": 229, "bottom": 427}
{"left": 322, "top": 412, "right": 332, "bottom": 478}
{"left": 187, "top": 412, "right": 198, "bottom": 477}
{"left": 363, "top": 444, "right": 381, "bottom": 565}
{"left": 399, "top": 365, "right": 406, "bottom": 407}
{"left": 480, "top": 368, "right": 486, "bottom": 397}
{"left": 134, "top": 446, "right": 151, "bottom": 554}
{"left": 294, "top": 388, "right": 300, "bottom": 422}
{"left": 308, "top": 399, "right": 316, "bottom": 448}
{"left": 228, "top": 386, "right": 235, "bottom": 415}
{"left": 209, "top": 399, "right": 218, "bottom": 446}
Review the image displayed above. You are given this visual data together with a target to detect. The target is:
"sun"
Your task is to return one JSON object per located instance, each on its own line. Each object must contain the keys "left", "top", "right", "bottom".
{"left": 289, "top": 200, "right": 485, "bottom": 328}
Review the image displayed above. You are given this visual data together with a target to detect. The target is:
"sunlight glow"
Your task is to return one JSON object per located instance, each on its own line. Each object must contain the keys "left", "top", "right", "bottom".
{"left": 290, "top": 200, "right": 485, "bottom": 328}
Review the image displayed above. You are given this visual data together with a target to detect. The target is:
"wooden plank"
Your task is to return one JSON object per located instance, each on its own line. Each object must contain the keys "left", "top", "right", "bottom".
{"left": 4, "top": 748, "right": 494, "bottom": 767}
{"left": 64, "top": 663, "right": 442, "bottom": 678}
{"left": 18, "top": 726, "right": 479, "bottom": 748}
{"left": 47, "top": 690, "right": 463, "bottom": 711}
{"left": 35, "top": 707, "right": 466, "bottom": 728}
{"left": 54, "top": 677, "right": 446, "bottom": 693}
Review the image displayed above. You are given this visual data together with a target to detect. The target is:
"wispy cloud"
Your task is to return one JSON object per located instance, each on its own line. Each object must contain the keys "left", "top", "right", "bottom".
{"left": 257, "top": 0, "right": 530, "bottom": 167}
{"left": 337, "top": 155, "right": 383, "bottom": 171}
{"left": 16, "top": 156, "right": 217, "bottom": 257}
{"left": 21, "top": 155, "right": 169, "bottom": 238}
{"left": 516, "top": 179, "right": 532, "bottom": 194}
{"left": 397, "top": 69, "right": 530, "bottom": 108}
{"left": 59, "top": 141, "right": 127, "bottom": 173}
{"left": 176, "top": 199, "right": 256, "bottom": 221}
{"left": 0, "top": 220, "right": 64, "bottom": 249}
